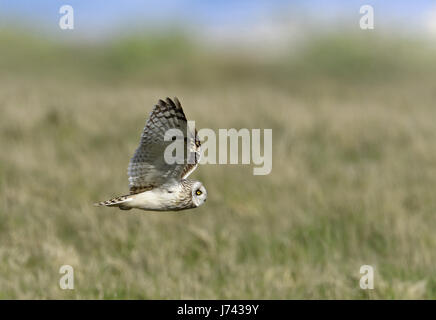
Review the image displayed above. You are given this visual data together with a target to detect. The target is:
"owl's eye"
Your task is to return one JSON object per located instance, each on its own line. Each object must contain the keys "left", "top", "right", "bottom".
{"left": 196, "top": 189, "right": 202, "bottom": 196}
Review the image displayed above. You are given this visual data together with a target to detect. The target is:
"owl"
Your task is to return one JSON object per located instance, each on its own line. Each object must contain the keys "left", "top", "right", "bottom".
{"left": 95, "top": 97, "right": 207, "bottom": 211}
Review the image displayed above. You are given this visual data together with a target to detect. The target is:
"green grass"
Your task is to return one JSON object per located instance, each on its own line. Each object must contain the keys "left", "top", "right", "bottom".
{"left": 1, "top": 30, "right": 436, "bottom": 299}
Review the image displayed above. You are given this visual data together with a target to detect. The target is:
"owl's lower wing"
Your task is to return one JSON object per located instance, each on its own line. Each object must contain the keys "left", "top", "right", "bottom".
{"left": 127, "top": 97, "right": 200, "bottom": 194}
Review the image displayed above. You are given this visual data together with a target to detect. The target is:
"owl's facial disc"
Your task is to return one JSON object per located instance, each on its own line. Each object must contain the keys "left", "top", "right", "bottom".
{"left": 192, "top": 182, "right": 207, "bottom": 207}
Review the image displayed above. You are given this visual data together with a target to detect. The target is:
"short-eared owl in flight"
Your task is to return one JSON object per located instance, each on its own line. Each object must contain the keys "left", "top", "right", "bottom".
{"left": 95, "top": 97, "right": 207, "bottom": 211}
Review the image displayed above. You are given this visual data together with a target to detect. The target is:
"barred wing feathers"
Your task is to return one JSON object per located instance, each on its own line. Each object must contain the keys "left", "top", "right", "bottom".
{"left": 127, "top": 97, "right": 201, "bottom": 194}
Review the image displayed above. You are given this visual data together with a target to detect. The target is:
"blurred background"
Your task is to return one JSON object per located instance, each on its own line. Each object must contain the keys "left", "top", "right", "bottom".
{"left": 1, "top": 0, "right": 436, "bottom": 299}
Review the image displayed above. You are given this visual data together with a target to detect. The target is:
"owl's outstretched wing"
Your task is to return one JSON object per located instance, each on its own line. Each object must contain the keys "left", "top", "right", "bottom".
{"left": 127, "top": 97, "right": 201, "bottom": 194}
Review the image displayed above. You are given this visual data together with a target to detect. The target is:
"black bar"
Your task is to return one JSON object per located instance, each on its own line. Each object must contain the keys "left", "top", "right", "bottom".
{"left": 0, "top": 300, "right": 432, "bottom": 318}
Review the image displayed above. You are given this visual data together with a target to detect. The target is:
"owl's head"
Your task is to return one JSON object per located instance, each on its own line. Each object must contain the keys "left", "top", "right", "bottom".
{"left": 190, "top": 181, "right": 207, "bottom": 208}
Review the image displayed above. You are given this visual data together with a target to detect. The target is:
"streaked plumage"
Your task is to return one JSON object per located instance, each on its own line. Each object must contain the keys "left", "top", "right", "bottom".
{"left": 95, "top": 97, "right": 207, "bottom": 212}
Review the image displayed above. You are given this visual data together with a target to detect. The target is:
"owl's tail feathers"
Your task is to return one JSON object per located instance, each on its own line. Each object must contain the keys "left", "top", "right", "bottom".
{"left": 94, "top": 195, "right": 133, "bottom": 210}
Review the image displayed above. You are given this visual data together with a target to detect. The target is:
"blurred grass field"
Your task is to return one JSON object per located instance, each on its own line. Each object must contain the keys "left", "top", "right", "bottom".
{"left": 1, "top": 29, "right": 436, "bottom": 299}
